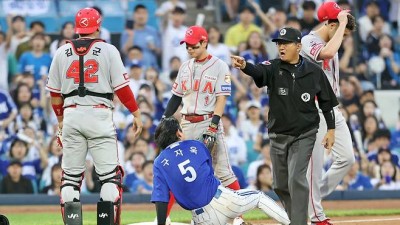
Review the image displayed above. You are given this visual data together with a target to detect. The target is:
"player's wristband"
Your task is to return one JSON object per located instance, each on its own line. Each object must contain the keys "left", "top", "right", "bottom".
{"left": 50, "top": 92, "right": 64, "bottom": 117}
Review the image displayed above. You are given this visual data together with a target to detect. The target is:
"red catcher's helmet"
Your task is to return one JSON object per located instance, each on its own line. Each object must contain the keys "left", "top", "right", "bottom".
{"left": 75, "top": 8, "right": 101, "bottom": 34}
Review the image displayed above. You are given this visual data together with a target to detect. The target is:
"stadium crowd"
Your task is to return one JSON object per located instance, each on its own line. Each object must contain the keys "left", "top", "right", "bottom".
{"left": 0, "top": 0, "right": 400, "bottom": 195}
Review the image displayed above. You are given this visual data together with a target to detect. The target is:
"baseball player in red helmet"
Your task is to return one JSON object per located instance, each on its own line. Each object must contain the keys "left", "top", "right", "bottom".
{"left": 46, "top": 8, "right": 143, "bottom": 225}
{"left": 300, "top": 2, "right": 357, "bottom": 225}
{"left": 159, "top": 25, "right": 242, "bottom": 224}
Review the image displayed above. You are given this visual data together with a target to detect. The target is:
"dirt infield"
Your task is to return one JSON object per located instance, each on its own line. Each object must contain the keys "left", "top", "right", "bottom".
{"left": 1, "top": 199, "right": 400, "bottom": 224}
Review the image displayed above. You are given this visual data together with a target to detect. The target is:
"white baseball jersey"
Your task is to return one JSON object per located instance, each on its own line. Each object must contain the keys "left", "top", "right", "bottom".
{"left": 301, "top": 31, "right": 340, "bottom": 97}
{"left": 172, "top": 55, "right": 231, "bottom": 115}
{"left": 46, "top": 40, "right": 130, "bottom": 107}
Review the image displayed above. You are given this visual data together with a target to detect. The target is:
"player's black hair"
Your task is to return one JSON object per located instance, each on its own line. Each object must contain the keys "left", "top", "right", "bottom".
{"left": 141, "top": 160, "right": 154, "bottom": 171}
{"left": 154, "top": 117, "right": 182, "bottom": 149}
{"left": 327, "top": 14, "right": 356, "bottom": 31}
{"left": 134, "top": 4, "right": 147, "bottom": 12}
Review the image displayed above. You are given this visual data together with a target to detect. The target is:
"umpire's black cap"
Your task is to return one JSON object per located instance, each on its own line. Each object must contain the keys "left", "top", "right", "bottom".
{"left": 272, "top": 27, "right": 302, "bottom": 43}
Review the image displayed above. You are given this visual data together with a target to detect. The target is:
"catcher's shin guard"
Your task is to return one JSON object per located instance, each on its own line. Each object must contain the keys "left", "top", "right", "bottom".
{"left": 97, "top": 201, "right": 114, "bottom": 225}
{"left": 97, "top": 165, "right": 124, "bottom": 225}
{"left": 63, "top": 201, "right": 83, "bottom": 225}
{"left": 60, "top": 171, "right": 84, "bottom": 225}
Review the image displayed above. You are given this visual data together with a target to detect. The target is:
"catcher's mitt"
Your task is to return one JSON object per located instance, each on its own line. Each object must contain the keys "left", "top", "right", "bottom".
{"left": 56, "top": 126, "right": 63, "bottom": 148}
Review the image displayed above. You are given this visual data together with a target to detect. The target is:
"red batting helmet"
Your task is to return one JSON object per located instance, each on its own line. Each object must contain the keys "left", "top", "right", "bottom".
{"left": 75, "top": 8, "right": 101, "bottom": 34}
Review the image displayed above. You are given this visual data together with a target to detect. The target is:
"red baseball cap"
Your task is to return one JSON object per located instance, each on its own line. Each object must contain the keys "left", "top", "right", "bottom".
{"left": 180, "top": 26, "right": 208, "bottom": 45}
{"left": 75, "top": 8, "right": 102, "bottom": 34}
{"left": 317, "top": 1, "right": 342, "bottom": 22}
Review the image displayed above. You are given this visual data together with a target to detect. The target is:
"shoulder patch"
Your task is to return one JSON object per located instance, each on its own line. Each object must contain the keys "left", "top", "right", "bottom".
{"left": 224, "top": 74, "right": 231, "bottom": 83}
{"left": 262, "top": 60, "right": 271, "bottom": 65}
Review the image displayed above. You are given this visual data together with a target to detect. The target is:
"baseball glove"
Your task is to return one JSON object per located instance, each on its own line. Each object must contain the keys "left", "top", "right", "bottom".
{"left": 199, "top": 123, "right": 218, "bottom": 152}
{"left": 56, "top": 126, "right": 63, "bottom": 148}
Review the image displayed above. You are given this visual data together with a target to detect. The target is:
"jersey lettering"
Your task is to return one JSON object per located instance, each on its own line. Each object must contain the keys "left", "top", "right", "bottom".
{"left": 178, "top": 159, "right": 197, "bottom": 182}
{"left": 66, "top": 59, "right": 99, "bottom": 83}
{"left": 323, "top": 59, "right": 331, "bottom": 71}
{"left": 202, "top": 81, "right": 213, "bottom": 93}
{"left": 92, "top": 47, "right": 101, "bottom": 56}
{"left": 181, "top": 80, "right": 188, "bottom": 91}
{"left": 65, "top": 48, "right": 73, "bottom": 57}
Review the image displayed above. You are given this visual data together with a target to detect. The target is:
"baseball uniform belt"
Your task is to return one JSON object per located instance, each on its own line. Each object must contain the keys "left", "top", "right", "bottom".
{"left": 194, "top": 187, "right": 223, "bottom": 215}
{"left": 182, "top": 114, "right": 213, "bottom": 123}
{"left": 65, "top": 104, "right": 109, "bottom": 109}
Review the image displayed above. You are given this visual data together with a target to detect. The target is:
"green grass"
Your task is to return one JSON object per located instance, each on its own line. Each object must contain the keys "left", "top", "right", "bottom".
{"left": 3, "top": 208, "right": 400, "bottom": 225}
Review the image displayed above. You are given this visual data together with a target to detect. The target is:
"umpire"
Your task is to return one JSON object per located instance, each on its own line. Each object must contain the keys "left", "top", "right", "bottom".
{"left": 231, "top": 27, "right": 338, "bottom": 225}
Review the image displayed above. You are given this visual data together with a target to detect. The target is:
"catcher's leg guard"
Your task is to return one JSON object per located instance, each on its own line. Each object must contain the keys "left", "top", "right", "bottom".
{"left": 97, "top": 166, "right": 124, "bottom": 225}
{"left": 60, "top": 171, "right": 84, "bottom": 225}
{"left": 64, "top": 201, "right": 83, "bottom": 225}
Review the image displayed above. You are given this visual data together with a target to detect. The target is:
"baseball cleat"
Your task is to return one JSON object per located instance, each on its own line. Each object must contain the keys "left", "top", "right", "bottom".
{"left": 311, "top": 218, "right": 333, "bottom": 225}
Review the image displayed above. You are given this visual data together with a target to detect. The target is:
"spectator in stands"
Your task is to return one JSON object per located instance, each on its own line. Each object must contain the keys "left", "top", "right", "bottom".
{"left": 49, "top": 22, "right": 75, "bottom": 57}
{"left": 125, "top": 45, "right": 157, "bottom": 72}
{"left": 337, "top": 0, "right": 352, "bottom": 10}
{"left": 247, "top": 140, "right": 272, "bottom": 185}
{"left": 366, "top": 15, "right": 389, "bottom": 57}
{"left": 156, "top": 0, "right": 187, "bottom": 28}
{"left": 358, "top": 0, "right": 391, "bottom": 42}
{"left": 124, "top": 135, "right": 151, "bottom": 161}
{"left": 269, "top": 7, "right": 287, "bottom": 39}
{"left": 369, "top": 129, "right": 392, "bottom": 154}
{"left": 161, "top": 6, "right": 187, "bottom": 73}
{"left": 40, "top": 137, "right": 62, "bottom": 189}
{"left": 339, "top": 36, "right": 369, "bottom": 85}
{"left": 224, "top": 6, "right": 261, "bottom": 52}
{"left": 121, "top": 4, "right": 161, "bottom": 69}
{"left": 137, "top": 86, "right": 156, "bottom": 115}
{"left": 18, "top": 33, "right": 52, "bottom": 82}
{"left": 359, "top": 100, "right": 385, "bottom": 129}
{"left": 129, "top": 160, "right": 153, "bottom": 194}
{"left": 371, "top": 160, "right": 400, "bottom": 190}
{"left": 247, "top": 0, "right": 277, "bottom": 59}
{"left": 41, "top": 163, "right": 61, "bottom": 195}
{"left": 13, "top": 103, "right": 38, "bottom": 132}
{"left": 391, "top": 111, "right": 400, "bottom": 152}
{"left": 15, "top": 21, "right": 51, "bottom": 60}
{"left": 248, "top": 164, "right": 273, "bottom": 192}
{"left": 286, "top": 17, "right": 302, "bottom": 32}
{"left": 128, "top": 62, "right": 146, "bottom": 97}
{"left": 369, "top": 34, "right": 400, "bottom": 89}
{"left": 221, "top": 114, "right": 247, "bottom": 167}
{"left": 240, "top": 31, "right": 269, "bottom": 64}
{"left": 253, "top": 105, "right": 269, "bottom": 152}
{"left": 338, "top": 160, "right": 373, "bottom": 190}
{"left": 124, "top": 152, "right": 146, "bottom": 186}
{"left": 0, "top": 30, "right": 11, "bottom": 90}
{"left": 207, "top": 26, "right": 231, "bottom": 65}
{"left": 12, "top": 83, "right": 33, "bottom": 110}
{"left": 362, "top": 115, "right": 379, "bottom": 152}
{"left": 369, "top": 147, "right": 400, "bottom": 169}
{"left": 0, "top": 89, "right": 18, "bottom": 133}
{"left": 144, "top": 68, "right": 165, "bottom": 119}
{"left": 8, "top": 15, "right": 28, "bottom": 56}
{"left": 92, "top": 6, "right": 111, "bottom": 43}
{"left": 299, "top": 1, "right": 320, "bottom": 35}
{"left": 339, "top": 76, "right": 362, "bottom": 115}
{"left": 238, "top": 100, "right": 262, "bottom": 142}
{"left": 0, "top": 160, "right": 33, "bottom": 194}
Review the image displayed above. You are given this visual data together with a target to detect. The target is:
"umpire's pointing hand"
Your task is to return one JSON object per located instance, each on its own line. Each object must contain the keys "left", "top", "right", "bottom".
{"left": 322, "top": 129, "right": 335, "bottom": 153}
{"left": 231, "top": 55, "right": 246, "bottom": 69}
{"left": 132, "top": 109, "right": 143, "bottom": 138}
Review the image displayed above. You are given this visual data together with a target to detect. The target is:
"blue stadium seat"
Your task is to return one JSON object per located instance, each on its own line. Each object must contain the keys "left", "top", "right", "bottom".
{"left": 127, "top": 0, "right": 159, "bottom": 29}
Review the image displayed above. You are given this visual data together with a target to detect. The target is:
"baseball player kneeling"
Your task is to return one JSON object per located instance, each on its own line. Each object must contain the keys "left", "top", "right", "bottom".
{"left": 151, "top": 117, "right": 290, "bottom": 225}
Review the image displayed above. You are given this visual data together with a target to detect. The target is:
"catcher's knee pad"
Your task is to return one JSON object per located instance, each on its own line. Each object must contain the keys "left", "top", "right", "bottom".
{"left": 60, "top": 171, "right": 84, "bottom": 225}
{"left": 97, "top": 165, "right": 124, "bottom": 225}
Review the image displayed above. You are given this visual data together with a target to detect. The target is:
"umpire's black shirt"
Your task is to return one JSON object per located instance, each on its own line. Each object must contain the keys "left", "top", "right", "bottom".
{"left": 242, "top": 56, "right": 338, "bottom": 136}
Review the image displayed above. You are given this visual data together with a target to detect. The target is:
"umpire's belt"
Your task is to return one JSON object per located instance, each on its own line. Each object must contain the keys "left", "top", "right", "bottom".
{"left": 182, "top": 114, "right": 213, "bottom": 123}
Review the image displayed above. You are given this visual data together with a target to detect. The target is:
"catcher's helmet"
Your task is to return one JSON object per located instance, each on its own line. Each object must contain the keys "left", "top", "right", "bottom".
{"left": 75, "top": 7, "right": 101, "bottom": 34}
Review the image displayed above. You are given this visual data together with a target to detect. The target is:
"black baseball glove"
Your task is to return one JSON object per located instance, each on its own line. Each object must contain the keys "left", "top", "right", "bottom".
{"left": 199, "top": 122, "right": 218, "bottom": 152}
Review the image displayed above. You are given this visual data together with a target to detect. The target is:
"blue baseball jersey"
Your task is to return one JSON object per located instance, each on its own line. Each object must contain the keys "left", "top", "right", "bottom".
{"left": 151, "top": 140, "right": 220, "bottom": 210}
{"left": 0, "top": 89, "right": 17, "bottom": 121}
